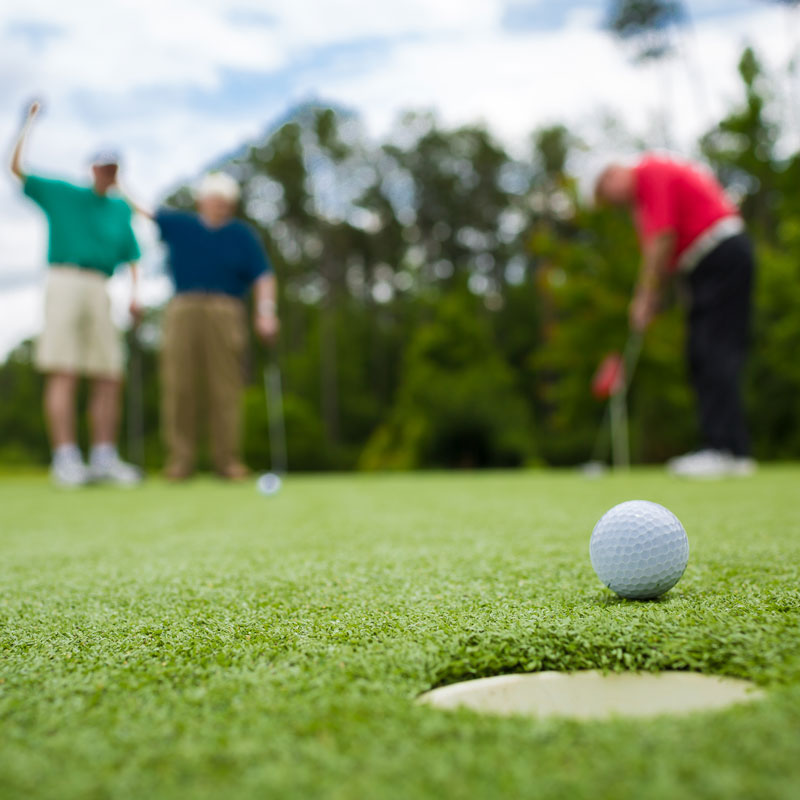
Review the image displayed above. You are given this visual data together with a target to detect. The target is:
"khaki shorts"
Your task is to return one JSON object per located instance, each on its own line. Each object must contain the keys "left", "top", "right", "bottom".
{"left": 35, "top": 266, "right": 124, "bottom": 378}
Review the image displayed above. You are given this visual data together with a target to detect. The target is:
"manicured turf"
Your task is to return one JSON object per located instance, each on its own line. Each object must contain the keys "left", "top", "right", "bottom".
{"left": 1, "top": 468, "right": 799, "bottom": 799}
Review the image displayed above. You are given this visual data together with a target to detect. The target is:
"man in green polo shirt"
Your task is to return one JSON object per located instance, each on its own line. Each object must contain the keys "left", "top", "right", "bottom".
{"left": 10, "top": 101, "right": 142, "bottom": 487}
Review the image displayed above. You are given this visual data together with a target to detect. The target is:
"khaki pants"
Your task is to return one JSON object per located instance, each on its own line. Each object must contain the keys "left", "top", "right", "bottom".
{"left": 161, "top": 293, "right": 247, "bottom": 474}
{"left": 36, "top": 266, "right": 123, "bottom": 377}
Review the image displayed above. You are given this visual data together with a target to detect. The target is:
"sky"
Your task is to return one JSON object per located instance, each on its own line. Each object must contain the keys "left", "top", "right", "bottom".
{"left": 0, "top": 0, "right": 796, "bottom": 357}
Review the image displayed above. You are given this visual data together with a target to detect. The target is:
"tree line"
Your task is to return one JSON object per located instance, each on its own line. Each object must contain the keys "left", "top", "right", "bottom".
{"left": 3, "top": 44, "right": 800, "bottom": 471}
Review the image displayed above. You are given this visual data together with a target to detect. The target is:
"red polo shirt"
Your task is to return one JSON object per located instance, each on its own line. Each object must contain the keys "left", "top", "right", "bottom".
{"left": 634, "top": 155, "right": 739, "bottom": 271}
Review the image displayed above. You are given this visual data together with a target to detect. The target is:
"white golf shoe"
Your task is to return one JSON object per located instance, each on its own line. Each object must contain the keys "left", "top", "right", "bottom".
{"left": 667, "top": 449, "right": 756, "bottom": 479}
{"left": 50, "top": 453, "right": 91, "bottom": 488}
{"left": 89, "top": 450, "right": 143, "bottom": 486}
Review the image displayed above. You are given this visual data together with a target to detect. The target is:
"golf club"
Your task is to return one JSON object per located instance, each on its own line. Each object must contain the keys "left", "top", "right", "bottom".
{"left": 126, "top": 323, "right": 145, "bottom": 470}
{"left": 257, "top": 354, "right": 287, "bottom": 496}
{"left": 583, "top": 330, "right": 643, "bottom": 473}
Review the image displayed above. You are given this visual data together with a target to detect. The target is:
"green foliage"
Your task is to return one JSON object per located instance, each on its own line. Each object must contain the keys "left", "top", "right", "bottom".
{"left": 700, "top": 48, "right": 781, "bottom": 240}
{"left": 746, "top": 239, "right": 800, "bottom": 458}
{"left": 533, "top": 124, "right": 573, "bottom": 180}
{"left": 362, "top": 295, "right": 534, "bottom": 469}
{"left": 529, "top": 203, "right": 696, "bottom": 464}
{"left": 4, "top": 45, "right": 800, "bottom": 471}
{"left": 243, "top": 386, "right": 330, "bottom": 471}
{"left": 123, "top": 319, "right": 164, "bottom": 470}
{"left": 605, "top": 0, "right": 687, "bottom": 61}
{"left": 0, "top": 341, "right": 47, "bottom": 464}
{"left": 0, "top": 329, "right": 162, "bottom": 469}
{"left": 1, "top": 470, "right": 800, "bottom": 798}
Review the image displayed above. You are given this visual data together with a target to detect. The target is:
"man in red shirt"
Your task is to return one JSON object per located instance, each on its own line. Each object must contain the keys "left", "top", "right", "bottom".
{"left": 595, "top": 155, "right": 755, "bottom": 478}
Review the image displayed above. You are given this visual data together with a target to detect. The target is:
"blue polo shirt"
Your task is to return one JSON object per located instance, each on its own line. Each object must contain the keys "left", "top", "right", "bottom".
{"left": 155, "top": 209, "right": 272, "bottom": 298}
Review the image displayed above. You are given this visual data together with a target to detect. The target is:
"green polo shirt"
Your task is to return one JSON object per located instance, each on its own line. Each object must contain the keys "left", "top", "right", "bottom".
{"left": 23, "top": 174, "right": 140, "bottom": 276}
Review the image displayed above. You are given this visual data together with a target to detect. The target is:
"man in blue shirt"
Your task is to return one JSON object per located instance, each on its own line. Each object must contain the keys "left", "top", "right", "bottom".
{"left": 140, "top": 172, "right": 279, "bottom": 480}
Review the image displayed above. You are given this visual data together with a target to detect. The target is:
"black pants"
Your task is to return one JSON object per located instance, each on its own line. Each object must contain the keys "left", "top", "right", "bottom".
{"left": 686, "top": 233, "right": 754, "bottom": 456}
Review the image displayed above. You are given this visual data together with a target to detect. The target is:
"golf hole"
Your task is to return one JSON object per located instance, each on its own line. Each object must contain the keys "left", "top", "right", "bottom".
{"left": 418, "top": 671, "right": 764, "bottom": 720}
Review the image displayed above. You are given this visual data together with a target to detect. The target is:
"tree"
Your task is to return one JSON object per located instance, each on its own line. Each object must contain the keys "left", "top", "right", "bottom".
{"left": 7, "top": 51, "right": 800, "bottom": 474}
{"left": 700, "top": 48, "right": 780, "bottom": 241}
{"left": 361, "top": 294, "right": 535, "bottom": 469}
{"left": 0, "top": 341, "right": 47, "bottom": 464}
{"left": 238, "top": 107, "right": 374, "bottom": 450}
{"left": 605, "top": 0, "right": 686, "bottom": 61}
{"left": 745, "top": 240, "right": 800, "bottom": 458}
{"left": 527, "top": 200, "right": 694, "bottom": 465}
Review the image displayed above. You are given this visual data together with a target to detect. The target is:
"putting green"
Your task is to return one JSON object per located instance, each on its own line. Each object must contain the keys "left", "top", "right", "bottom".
{"left": 1, "top": 467, "right": 799, "bottom": 800}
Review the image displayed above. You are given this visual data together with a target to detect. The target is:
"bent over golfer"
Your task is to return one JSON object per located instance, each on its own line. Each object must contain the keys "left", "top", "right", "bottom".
{"left": 595, "top": 154, "right": 755, "bottom": 479}
{"left": 10, "top": 101, "right": 142, "bottom": 487}
{"left": 141, "top": 173, "right": 278, "bottom": 480}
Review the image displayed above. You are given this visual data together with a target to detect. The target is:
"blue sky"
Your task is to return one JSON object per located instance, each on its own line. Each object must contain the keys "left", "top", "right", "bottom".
{"left": 502, "top": 1, "right": 759, "bottom": 30}
{"left": 0, "top": 0, "right": 793, "bottom": 355}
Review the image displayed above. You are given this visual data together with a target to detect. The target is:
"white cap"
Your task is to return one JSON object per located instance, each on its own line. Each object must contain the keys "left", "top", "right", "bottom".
{"left": 196, "top": 172, "right": 240, "bottom": 202}
{"left": 90, "top": 149, "right": 121, "bottom": 167}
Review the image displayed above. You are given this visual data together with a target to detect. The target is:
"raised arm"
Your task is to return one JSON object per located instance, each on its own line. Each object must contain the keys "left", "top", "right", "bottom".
{"left": 116, "top": 180, "right": 153, "bottom": 219}
{"left": 123, "top": 193, "right": 154, "bottom": 220}
{"left": 10, "top": 101, "right": 40, "bottom": 180}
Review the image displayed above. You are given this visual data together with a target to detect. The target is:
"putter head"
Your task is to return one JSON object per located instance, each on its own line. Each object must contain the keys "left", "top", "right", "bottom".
{"left": 257, "top": 472, "right": 282, "bottom": 496}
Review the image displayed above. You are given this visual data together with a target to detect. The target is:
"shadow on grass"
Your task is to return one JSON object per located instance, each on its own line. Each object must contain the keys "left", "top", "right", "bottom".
{"left": 590, "top": 590, "right": 685, "bottom": 607}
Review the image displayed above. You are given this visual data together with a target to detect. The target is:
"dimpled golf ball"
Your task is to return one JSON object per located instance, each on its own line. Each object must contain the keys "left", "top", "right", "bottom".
{"left": 590, "top": 500, "right": 689, "bottom": 600}
{"left": 257, "top": 472, "right": 282, "bottom": 496}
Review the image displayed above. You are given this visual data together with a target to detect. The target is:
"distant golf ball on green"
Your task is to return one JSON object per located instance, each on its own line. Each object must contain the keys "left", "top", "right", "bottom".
{"left": 257, "top": 472, "right": 282, "bottom": 496}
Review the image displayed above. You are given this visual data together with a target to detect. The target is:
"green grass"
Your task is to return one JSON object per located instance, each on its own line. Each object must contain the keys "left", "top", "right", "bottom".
{"left": 1, "top": 468, "right": 799, "bottom": 800}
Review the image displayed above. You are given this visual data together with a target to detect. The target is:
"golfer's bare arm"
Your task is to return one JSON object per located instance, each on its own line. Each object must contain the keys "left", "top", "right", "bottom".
{"left": 10, "top": 101, "right": 40, "bottom": 180}
{"left": 128, "top": 200, "right": 153, "bottom": 219}
{"left": 631, "top": 231, "right": 675, "bottom": 331}
{"left": 120, "top": 191, "right": 153, "bottom": 219}
{"left": 254, "top": 272, "right": 278, "bottom": 316}
{"left": 254, "top": 273, "right": 279, "bottom": 343}
{"left": 639, "top": 232, "right": 675, "bottom": 294}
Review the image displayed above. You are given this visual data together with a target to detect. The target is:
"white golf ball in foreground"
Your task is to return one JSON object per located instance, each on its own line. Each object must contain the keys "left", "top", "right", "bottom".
{"left": 590, "top": 500, "right": 689, "bottom": 600}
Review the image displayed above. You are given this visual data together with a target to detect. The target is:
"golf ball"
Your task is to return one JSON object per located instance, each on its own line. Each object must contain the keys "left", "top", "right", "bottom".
{"left": 257, "top": 472, "right": 282, "bottom": 496}
{"left": 590, "top": 500, "right": 689, "bottom": 600}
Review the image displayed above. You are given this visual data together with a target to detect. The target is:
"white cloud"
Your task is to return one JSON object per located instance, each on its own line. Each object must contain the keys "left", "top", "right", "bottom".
{"left": 1, "top": 0, "right": 500, "bottom": 103}
{"left": 2, "top": 0, "right": 285, "bottom": 92}
{"left": 0, "top": 0, "right": 794, "bottom": 357}
{"left": 320, "top": 5, "right": 794, "bottom": 150}
{"left": 234, "top": 0, "right": 503, "bottom": 54}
